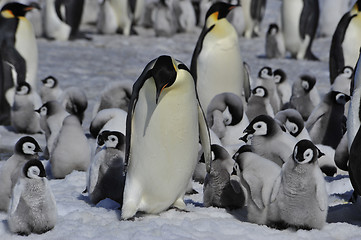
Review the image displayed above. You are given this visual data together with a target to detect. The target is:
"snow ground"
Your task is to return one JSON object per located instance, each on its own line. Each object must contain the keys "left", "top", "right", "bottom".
{"left": 0, "top": 0, "right": 361, "bottom": 239}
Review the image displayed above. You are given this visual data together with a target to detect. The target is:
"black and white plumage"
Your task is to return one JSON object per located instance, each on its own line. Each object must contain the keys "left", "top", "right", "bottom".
{"left": 273, "top": 68, "right": 291, "bottom": 107}
{"left": 203, "top": 144, "right": 245, "bottom": 209}
{"left": 241, "top": 0, "right": 267, "bottom": 38}
{"left": 87, "top": 130, "right": 125, "bottom": 205}
{"left": 265, "top": 23, "right": 285, "bottom": 59}
{"left": 8, "top": 159, "right": 57, "bottom": 235}
{"left": 151, "top": 0, "right": 178, "bottom": 37}
{"left": 89, "top": 108, "right": 127, "bottom": 139}
{"left": 246, "top": 86, "right": 274, "bottom": 122}
{"left": 59, "top": 86, "right": 88, "bottom": 124}
{"left": 272, "top": 139, "right": 328, "bottom": 230}
{"left": 39, "top": 75, "right": 64, "bottom": 104}
{"left": 0, "top": 136, "right": 42, "bottom": 212}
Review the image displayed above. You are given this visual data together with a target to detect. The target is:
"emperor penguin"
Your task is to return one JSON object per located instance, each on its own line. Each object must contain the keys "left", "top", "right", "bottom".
{"left": 246, "top": 86, "right": 274, "bottom": 122}
{"left": 241, "top": 0, "right": 267, "bottom": 38}
{"left": 121, "top": 55, "right": 211, "bottom": 220}
{"left": 8, "top": 159, "right": 57, "bottom": 235}
{"left": 281, "top": 0, "right": 319, "bottom": 60}
{"left": 226, "top": 1, "right": 245, "bottom": 36}
{"left": 0, "top": 136, "right": 42, "bottom": 212}
{"left": 49, "top": 114, "right": 91, "bottom": 179}
{"left": 173, "top": 0, "right": 197, "bottom": 33}
{"left": 289, "top": 74, "right": 320, "bottom": 120}
{"left": 39, "top": 75, "right": 64, "bottom": 103}
{"left": 273, "top": 68, "right": 291, "bottom": 107}
{"left": 273, "top": 139, "right": 328, "bottom": 230}
{"left": 329, "top": 0, "right": 361, "bottom": 83}
{"left": 43, "top": 0, "right": 70, "bottom": 40}
{"left": 97, "top": 0, "right": 118, "bottom": 34}
{"left": 0, "top": 2, "right": 39, "bottom": 120}
{"left": 331, "top": 66, "right": 353, "bottom": 96}
{"left": 190, "top": 2, "right": 245, "bottom": 112}
{"left": 11, "top": 82, "right": 42, "bottom": 134}
{"left": 87, "top": 130, "right": 125, "bottom": 205}
{"left": 306, "top": 91, "right": 350, "bottom": 149}
{"left": 152, "top": 0, "right": 178, "bottom": 37}
{"left": 203, "top": 144, "right": 245, "bottom": 209}
{"left": 59, "top": 86, "right": 88, "bottom": 123}
{"left": 242, "top": 114, "right": 298, "bottom": 166}
{"left": 206, "top": 92, "right": 249, "bottom": 147}
{"left": 89, "top": 108, "right": 127, "bottom": 139}
{"left": 129, "top": 0, "right": 145, "bottom": 26}
{"left": 232, "top": 145, "right": 281, "bottom": 226}
{"left": 348, "top": 124, "right": 361, "bottom": 198}
{"left": 265, "top": 23, "right": 286, "bottom": 59}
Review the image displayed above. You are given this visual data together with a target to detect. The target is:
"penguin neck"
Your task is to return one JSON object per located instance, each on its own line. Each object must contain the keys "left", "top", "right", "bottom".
{"left": 206, "top": 18, "right": 235, "bottom": 39}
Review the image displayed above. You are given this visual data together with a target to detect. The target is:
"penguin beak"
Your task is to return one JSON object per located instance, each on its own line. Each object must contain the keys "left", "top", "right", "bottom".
{"left": 156, "top": 83, "right": 168, "bottom": 104}
{"left": 34, "top": 107, "right": 41, "bottom": 114}
{"left": 35, "top": 145, "right": 43, "bottom": 153}
{"left": 26, "top": 2, "right": 41, "bottom": 11}
{"left": 239, "top": 133, "right": 249, "bottom": 142}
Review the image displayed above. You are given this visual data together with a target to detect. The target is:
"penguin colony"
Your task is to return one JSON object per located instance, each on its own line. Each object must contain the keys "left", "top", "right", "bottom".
{"left": 0, "top": 0, "right": 361, "bottom": 236}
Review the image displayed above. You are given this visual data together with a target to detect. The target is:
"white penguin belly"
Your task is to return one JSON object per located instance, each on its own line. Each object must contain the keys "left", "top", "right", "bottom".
{"left": 97, "top": 1, "right": 118, "bottom": 34}
{"left": 43, "top": 0, "right": 71, "bottom": 40}
{"left": 342, "top": 16, "right": 361, "bottom": 68}
{"left": 197, "top": 21, "right": 244, "bottom": 111}
{"left": 109, "top": 0, "right": 131, "bottom": 35}
{"left": 127, "top": 76, "right": 199, "bottom": 213}
{"left": 282, "top": 0, "right": 303, "bottom": 55}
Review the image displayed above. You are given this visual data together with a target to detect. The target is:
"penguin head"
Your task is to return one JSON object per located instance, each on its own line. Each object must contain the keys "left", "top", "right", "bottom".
{"left": 23, "top": 159, "right": 46, "bottom": 179}
{"left": 35, "top": 101, "right": 62, "bottom": 117}
{"left": 332, "top": 91, "right": 351, "bottom": 105}
{"left": 351, "top": 0, "right": 361, "bottom": 14}
{"left": 232, "top": 145, "right": 252, "bottom": 162}
{"left": 15, "top": 136, "right": 42, "bottom": 156}
{"left": 210, "top": 144, "right": 233, "bottom": 173}
{"left": 205, "top": 2, "right": 236, "bottom": 28}
{"left": 258, "top": 66, "right": 273, "bottom": 80}
{"left": 41, "top": 76, "right": 58, "bottom": 89}
{"left": 273, "top": 69, "right": 287, "bottom": 84}
{"left": 340, "top": 66, "right": 353, "bottom": 79}
{"left": 299, "top": 75, "right": 316, "bottom": 93}
{"left": 275, "top": 109, "right": 304, "bottom": 137}
{"left": 292, "top": 139, "right": 324, "bottom": 164}
{"left": 243, "top": 115, "right": 278, "bottom": 137}
{"left": 1, "top": 2, "right": 40, "bottom": 18}
{"left": 146, "top": 55, "right": 185, "bottom": 104}
{"left": 15, "top": 82, "right": 31, "bottom": 95}
{"left": 99, "top": 130, "right": 125, "bottom": 151}
{"left": 267, "top": 23, "right": 279, "bottom": 35}
{"left": 252, "top": 86, "right": 268, "bottom": 98}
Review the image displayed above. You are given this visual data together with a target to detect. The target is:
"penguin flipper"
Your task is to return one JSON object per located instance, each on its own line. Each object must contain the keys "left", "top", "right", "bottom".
{"left": 348, "top": 125, "right": 361, "bottom": 196}
{"left": 198, "top": 104, "right": 211, "bottom": 173}
{"left": 9, "top": 179, "right": 24, "bottom": 214}
{"left": 315, "top": 176, "right": 328, "bottom": 211}
{"left": 243, "top": 62, "right": 252, "bottom": 102}
{"left": 190, "top": 25, "right": 214, "bottom": 81}
{"left": 270, "top": 173, "right": 281, "bottom": 203}
{"left": 243, "top": 171, "right": 265, "bottom": 210}
{"left": 250, "top": 0, "right": 266, "bottom": 23}
{"left": 88, "top": 154, "right": 102, "bottom": 194}
{"left": 299, "top": 0, "right": 319, "bottom": 41}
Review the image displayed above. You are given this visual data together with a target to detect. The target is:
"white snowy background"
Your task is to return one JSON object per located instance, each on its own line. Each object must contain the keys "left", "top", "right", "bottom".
{"left": 0, "top": 0, "right": 361, "bottom": 239}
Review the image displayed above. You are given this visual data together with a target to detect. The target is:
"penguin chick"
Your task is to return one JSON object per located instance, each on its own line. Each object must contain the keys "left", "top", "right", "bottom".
{"left": 246, "top": 86, "right": 274, "bottom": 122}
{"left": 0, "top": 136, "right": 42, "bottom": 211}
{"left": 306, "top": 91, "right": 350, "bottom": 149}
{"left": 89, "top": 108, "right": 127, "bottom": 139}
{"left": 8, "top": 159, "right": 57, "bottom": 235}
{"left": 11, "top": 82, "right": 42, "bottom": 134}
{"left": 290, "top": 74, "right": 320, "bottom": 121}
{"left": 265, "top": 23, "right": 285, "bottom": 59}
{"left": 87, "top": 130, "right": 125, "bottom": 205}
{"left": 273, "top": 139, "right": 328, "bottom": 230}
{"left": 206, "top": 92, "right": 249, "bottom": 146}
{"left": 152, "top": 0, "right": 178, "bottom": 37}
{"left": 203, "top": 144, "right": 245, "bottom": 209}
{"left": 60, "top": 86, "right": 88, "bottom": 124}
{"left": 331, "top": 66, "right": 353, "bottom": 96}
{"left": 173, "top": 0, "right": 197, "bottom": 33}
{"left": 232, "top": 145, "right": 281, "bottom": 226}
{"left": 39, "top": 75, "right": 64, "bottom": 104}
{"left": 242, "top": 115, "right": 298, "bottom": 166}
{"left": 273, "top": 68, "right": 291, "bottom": 107}
{"left": 50, "top": 115, "right": 91, "bottom": 179}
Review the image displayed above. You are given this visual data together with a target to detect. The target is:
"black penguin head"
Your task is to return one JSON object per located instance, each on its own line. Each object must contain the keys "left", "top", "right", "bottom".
{"left": 331, "top": 91, "right": 351, "bottom": 105}
{"left": 15, "top": 136, "right": 42, "bottom": 156}
{"left": 205, "top": 2, "right": 236, "bottom": 26}
{"left": 16, "top": 82, "right": 31, "bottom": 95}
{"left": 273, "top": 69, "right": 287, "bottom": 84}
{"left": 211, "top": 144, "right": 229, "bottom": 161}
{"left": 99, "top": 130, "right": 125, "bottom": 151}
{"left": 258, "top": 66, "right": 273, "bottom": 79}
{"left": 276, "top": 109, "right": 304, "bottom": 137}
{"left": 41, "top": 76, "right": 58, "bottom": 88}
{"left": 232, "top": 145, "right": 252, "bottom": 161}
{"left": 35, "top": 101, "right": 61, "bottom": 117}
{"left": 292, "top": 139, "right": 324, "bottom": 164}
{"left": 1, "top": 2, "right": 40, "bottom": 17}
{"left": 23, "top": 159, "right": 46, "bottom": 179}
{"left": 341, "top": 66, "right": 353, "bottom": 79}
{"left": 243, "top": 115, "right": 278, "bottom": 137}
{"left": 252, "top": 86, "right": 268, "bottom": 98}
{"left": 299, "top": 75, "right": 316, "bottom": 93}
{"left": 147, "top": 55, "right": 178, "bottom": 104}
{"left": 267, "top": 23, "right": 279, "bottom": 35}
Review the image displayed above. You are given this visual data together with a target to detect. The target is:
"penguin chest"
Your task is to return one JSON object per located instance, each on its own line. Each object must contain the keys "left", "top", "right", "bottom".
{"left": 129, "top": 77, "right": 199, "bottom": 197}
{"left": 342, "top": 15, "right": 361, "bottom": 68}
{"left": 282, "top": 0, "right": 303, "bottom": 53}
{"left": 197, "top": 21, "right": 244, "bottom": 109}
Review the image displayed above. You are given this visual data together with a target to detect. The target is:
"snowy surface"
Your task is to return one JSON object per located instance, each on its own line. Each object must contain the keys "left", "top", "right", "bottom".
{"left": 0, "top": 0, "right": 361, "bottom": 239}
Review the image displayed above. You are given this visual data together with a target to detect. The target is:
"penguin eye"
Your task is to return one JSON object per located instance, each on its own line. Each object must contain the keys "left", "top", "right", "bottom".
{"left": 23, "top": 143, "right": 35, "bottom": 155}
{"left": 255, "top": 87, "right": 265, "bottom": 97}
{"left": 301, "top": 81, "right": 309, "bottom": 90}
{"left": 336, "top": 93, "right": 348, "bottom": 104}
{"left": 274, "top": 75, "right": 281, "bottom": 83}
{"left": 302, "top": 149, "right": 313, "bottom": 163}
{"left": 40, "top": 107, "right": 47, "bottom": 115}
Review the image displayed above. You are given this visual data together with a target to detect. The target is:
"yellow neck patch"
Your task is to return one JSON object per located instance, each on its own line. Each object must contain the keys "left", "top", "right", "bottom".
{"left": 206, "top": 12, "right": 219, "bottom": 28}
{"left": 351, "top": 2, "right": 360, "bottom": 15}
{"left": 1, "top": 10, "right": 14, "bottom": 18}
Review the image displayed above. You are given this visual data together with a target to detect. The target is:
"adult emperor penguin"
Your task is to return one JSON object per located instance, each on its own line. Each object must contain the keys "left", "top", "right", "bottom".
{"left": 329, "top": 0, "right": 361, "bottom": 83}
{"left": 206, "top": 92, "right": 249, "bottom": 147}
{"left": 281, "top": 0, "right": 319, "bottom": 60}
{"left": 121, "top": 55, "right": 211, "bottom": 220}
{"left": 43, "top": 0, "right": 70, "bottom": 40}
{"left": 11, "top": 82, "right": 42, "bottom": 134}
{"left": 8, "top": 159, "right": 57, "bottom": 235}
{"left": 265, "top": 23, "right": 285, "bottom": 59}
{"left": 242, "top": 114, "right": 298, "bottom": 166}
{"left": 246, "top": 86, "right": 274, "bottom": 122}
{"left": 50, "top": 114, "right": 91, "bottom": 179}
{"left": 190, "top": 2, "right": 245, "bottom": 112}
{"left": 87, "top": 130, "right": 125, "bottom": 205}
{"left": 203, "top": 144, "right": 245, "bottom": 209}
{"left": 241, "top": 0, "right": 267, "bottom": 38}
{"left": 272, "top": 139, "right": 328, "bottom": 230}
{"left": 0, "top": 136, "right": 42, "bottom": 212}
{"left": 0, "top": 2, "right": 39, "bottom": 124}
{"left": 306, "top": 91, "right": 350, "bottom": 149}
